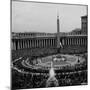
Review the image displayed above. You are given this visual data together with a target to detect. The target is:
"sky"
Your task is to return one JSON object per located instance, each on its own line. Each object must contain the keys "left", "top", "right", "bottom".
{"left": 12, "top": 0, "right": 87, "bottom": 33}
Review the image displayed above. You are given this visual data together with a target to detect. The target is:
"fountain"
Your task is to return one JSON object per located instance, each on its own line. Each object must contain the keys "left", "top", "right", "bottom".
{"left": 46, "top": 60, "right": 59, "bottom": 87}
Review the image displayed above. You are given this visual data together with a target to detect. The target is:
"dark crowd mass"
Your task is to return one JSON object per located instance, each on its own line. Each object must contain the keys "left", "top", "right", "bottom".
{"left": 11, "top": 48, "right": 87, "bottom": 90}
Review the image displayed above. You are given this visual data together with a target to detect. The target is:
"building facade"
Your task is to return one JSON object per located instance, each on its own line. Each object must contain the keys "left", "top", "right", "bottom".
{"left": 81, "top": 15, "right": 87, "bottom": 34}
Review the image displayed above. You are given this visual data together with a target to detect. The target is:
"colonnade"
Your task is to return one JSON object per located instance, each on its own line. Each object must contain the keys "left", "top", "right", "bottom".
{"left": 12, "top": 38, "right": 56, "bottom": 50}
{"left": 62, "top": 36, "right": 87, "bottom": 46}
{"left": 12, "top": 36, "right": 87, "bottom": 50}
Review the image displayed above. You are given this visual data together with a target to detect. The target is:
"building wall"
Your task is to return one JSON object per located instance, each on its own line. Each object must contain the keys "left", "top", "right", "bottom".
{"left": 81, "top": 16, "right": 87, "bottom": 34}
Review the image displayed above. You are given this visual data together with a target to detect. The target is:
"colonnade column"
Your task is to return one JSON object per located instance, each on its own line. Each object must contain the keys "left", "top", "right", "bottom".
{"left": 34, "top": 40, "right": 36, "bottom": 48}
{"left": 69, "top": 38, "right": 71, "bottom": 45}
{"left": 68, "top": 38, "right": 69, "bottom": 45}
{"left": 62, "top": 38, "right": 64, "bottom": 46}
{"left": 76, "top": 38, "right": 77, "bottom": 45}
{"left": 27, "top": 40, "right": 29, "bottom": 48}
{"left": 17, "top": 40, "right": 20, "bottom": 49}
{"left": 51, "top": 39, "right": 52, "bottom": 47}
{"left": 81, "top": 38, "right": 82, "bottom": 45}
{"left": 52, "top": 39, "right": 53, "bottom": 47}
{"left": 13, "top": 41, "right": 16, "bottom": 50}
{"left": 29, "top": 40, "right": 31, "bottom": 48}
{"left": 78, "top": 38, "right": 80, "bottom": 45}
{"left": 37, "top": 40, "right": 38, "bottom": 48}
{"left": 23, "top": 40, "right": 24, "bottom": 48}
{"left": 41, "top": 39, "right": 43, "bottom": 48}
{"left": 20, "top": 40, "right": 22, "bottom": 49}
{"left": 43, "top": 39, "right": 45, "bottom": 48}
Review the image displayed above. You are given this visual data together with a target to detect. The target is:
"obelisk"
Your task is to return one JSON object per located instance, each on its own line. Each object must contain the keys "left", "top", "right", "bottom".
{"left": 57, "top": 11, "right": 60, "bottom": 53}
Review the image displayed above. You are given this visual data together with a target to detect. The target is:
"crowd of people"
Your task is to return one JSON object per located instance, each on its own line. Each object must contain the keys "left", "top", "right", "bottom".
{"left": 12, "top": 67, "right": 87, "bottom": 89}
{"left": 56, "top": 70, "right": 87, "bottom": 86}
{"left": 12, "top": 45, "right": 87, "bottom": 60}
{"left": 12, "top": 47, "right": 87, "bottom": 89}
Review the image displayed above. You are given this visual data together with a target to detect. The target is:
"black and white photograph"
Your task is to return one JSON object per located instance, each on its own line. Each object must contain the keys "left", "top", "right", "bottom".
{"left": 11, "top": 0, "right": 88, "bottom": 89}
